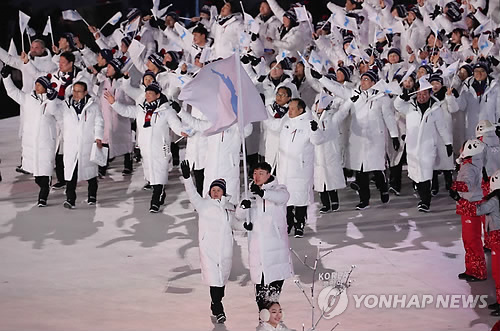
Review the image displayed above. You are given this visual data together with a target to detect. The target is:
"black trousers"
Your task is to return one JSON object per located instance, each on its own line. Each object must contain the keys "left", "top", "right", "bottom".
{"left": 35, "top": 176, "right": 50, "bottom": 201}
{"left": 99, "top": 143, "right": 133, "bottom": 174}
{"left": 171, "top": 142, "right": 179, "bottom": 166}
{"left": 55, "top": 151, "right": 65, "bottom": 184}
{"left": 389, "top": 147, "right": 407, "bottom": 192}
{"left": 66, "top": 164, "right": 98, "bottom": 204}
{"left": 193, "top": 168, "right": 205, "bottom": 197}
{"left": 255, "top": 274, "right": 284, "bottom": 311}
{"left": 416, "top": 180, "right": 432, "bottom": 206}
{"left": 210, "top": 286, "right": 225, "bottom": 316}
{"left": 432, "top": 170, "right": 453, "bottom": 192}
{"left": 319, "top": 184, "right": 339, "bottom": 208}
{"left": 151, "top": 184, "right": 165, "bottom": 207}
{"left": 286, "top": 205, "right": 307, "bottom": 230}
{"left": 356, "top": 167, "right": 388, "bottom": 204}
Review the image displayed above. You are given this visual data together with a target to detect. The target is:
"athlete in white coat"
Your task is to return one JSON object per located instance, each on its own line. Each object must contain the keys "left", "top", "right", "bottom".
{"left": 394, "top": 88, "right": 453, "bottom": 212}
{"left": 310, "top": 96, "right": 346, "bottom": 213}
{"left": 235, "top": 162, "right": 293, "bottom": 311}
{"left": 0, "top": 40, "right": 57, "bottom": 174}
{"left": 56, "top": 82, "right": 104, "bottom": 209}
{"left": 266, "top": 0, "right": 310, "bottom": 54}
{"left": 267, "top": 98, "right": 315, "bottom": 237}
{"left": 181, "top": 160, "right": 238, "bottom": 324}
{"left": 22, "top": 51, "right": 94, "bottom": 189}
{"left": 97, "top": 59, "right": 135, "bottom": 176}
{"left": 334, "top": 69, "right": 400, "bottom": 210}
{"left": 262, "top": 86, "right": 292, "bottom": 169}
{"left": 210, "top": 2, "right": 244, "bottom": 59}
{"left": 447, "top": 62, "right": 500, "bottom": 140}
{"left": 104, "top": 82, "right": 186, "bottom": 213}
{"left": 2, "top": 72, "right": 59, "bottom": 206}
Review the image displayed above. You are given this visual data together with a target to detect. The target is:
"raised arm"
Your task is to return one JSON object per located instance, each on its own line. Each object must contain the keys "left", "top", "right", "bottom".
{"left": 2, "top": 76, "right": 26, "bottom": 105}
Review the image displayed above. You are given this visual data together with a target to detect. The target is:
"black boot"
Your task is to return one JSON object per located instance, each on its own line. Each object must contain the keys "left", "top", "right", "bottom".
{"left": 319, "top": 191, "right": 331, "bottom": 213}
{"left": 329, "top": 190, "right": 339, "bottom": 211}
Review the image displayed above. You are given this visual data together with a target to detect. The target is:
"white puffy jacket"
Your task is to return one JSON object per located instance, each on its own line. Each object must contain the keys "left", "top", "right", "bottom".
{"left": 235, "top": 177, "right": 293, "bottom": 284}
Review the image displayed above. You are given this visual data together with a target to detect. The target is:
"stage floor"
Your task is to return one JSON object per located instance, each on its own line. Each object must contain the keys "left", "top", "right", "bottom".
{"left": 0, "top": 116, "right": 497, "bottom": 331}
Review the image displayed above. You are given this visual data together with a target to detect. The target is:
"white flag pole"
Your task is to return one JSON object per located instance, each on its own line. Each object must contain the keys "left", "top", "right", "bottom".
{"left": 21, "top": 32, "right": 24, "bottom": 53}
{"left": 239, "top": 1, "right": 248, "bottom": 33}
{"left": 100, "top": 22, "right": 109, "bottom": 32}
{"left": 235, "top": 49, "right": 251, "bottom": 224}
{"left": 49, "top": 16, "right": 55, "bottom": 47}
{"left": 26, "top": 30, "right": 32, "bottom": 46}
{"left": 77, "top": 11, "right": 91, "bottom": 27}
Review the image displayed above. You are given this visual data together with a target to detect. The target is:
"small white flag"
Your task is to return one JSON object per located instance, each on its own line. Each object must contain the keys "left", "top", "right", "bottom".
{"left": 423, "top": 15, "right": 439, "bottom": 33}
{"left": 199, "top": 47, "right": 211, "bottom": 64}
{"left": 418, "top": 76, "right": 432, "bottom": 92}
{"left": 106, "top": 12, "right": 122, "bottom": 26}
{"left": 400, "top": 65, "right": 415, "bottom": 83}
{"left": 308, "top": 49, "right": 324, "bottom": 72}
{"left": 243, "top": 12, "right": 260, "bottom": 34}
{"left": 127, "top": 39, "right": 146, "bottom": 59}
{"left": 8, "top": 39, "right": 18, "bottom": 56}
{"left": 474, "top": 19, "right": 493, "bottom": 35}
{"left": 42, "top": 16, "right": 52, "bottom": 36}
{"left": 318, "top": 90, "right": 334, "bottom": 109}
{"left": 384, "top": 21, "right": 405, "bottom": 35}
{"left": 26, "top": 26, "right": 36, "bottom": 37}
{"left": 174, "top": 22, "right": 193, "bottom": 45}
{"left": 330, "top": 12, "right": 358, "bottom": 32}
{"left": 62, "top": 10, "right": 83, "bottom": 22}
{"left": 293, "top": 6, "right": 309, "bottom": 22}
{"left": 371, "top": 79, "right": 387, "bottom": 93}
{"left": 151, "top": 0, "right": 172, "bottom": 20}
{"left": 275, "top": 49, "right": 290, "bottom": 66}
{"left": 441, "top": 60, "right": 460, "bottom": 78}
{"left": 383, "top": 81, "right": 402, "bottom": 95}
{"left": 19, "top": 11, "right": 31, "bottom": 33}
{"left": 478, "top": 33, "right": 493, "bottom": 57}
{"left": 125, "top": 18, "right": 140, "bottom": 34}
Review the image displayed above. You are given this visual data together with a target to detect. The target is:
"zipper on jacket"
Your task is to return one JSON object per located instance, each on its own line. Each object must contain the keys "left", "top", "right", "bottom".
{"left": 263, "top": 199, "right": 266, "bottom": 212}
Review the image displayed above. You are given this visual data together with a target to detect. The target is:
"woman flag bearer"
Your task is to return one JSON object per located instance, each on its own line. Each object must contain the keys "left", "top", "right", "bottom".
{"left": 180, "top": 160, "right": 239, "bottom": 324}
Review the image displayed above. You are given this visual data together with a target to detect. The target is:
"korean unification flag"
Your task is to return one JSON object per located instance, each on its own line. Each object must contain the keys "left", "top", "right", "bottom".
{"left": 62, "top": 10, "right": 83, "bottom": 22}
{"left": 308, "top": 49, "right": 324, "bottom": 72}
{"left": 293, "top": 6, "right": 309, "bottom": 22}
{"left": 318, "top": 90, "right": 334, "bottom": 109}
{"left": 178, "top": 54, "right": 268, "bottom": 135}
{"left": 478, "top": 33, "right": 493, "bottom": 57}
{"left": 330, "top": 12, "right": 357, "bottom": 32}
{"left": 174, "top": 22, "right": 193, "bottom": 45}
{"left": 105, "top": 12, "right": 122, "bottom": 27}
{"left": 243, "top": 12, "right": 260, "bottom": 34}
